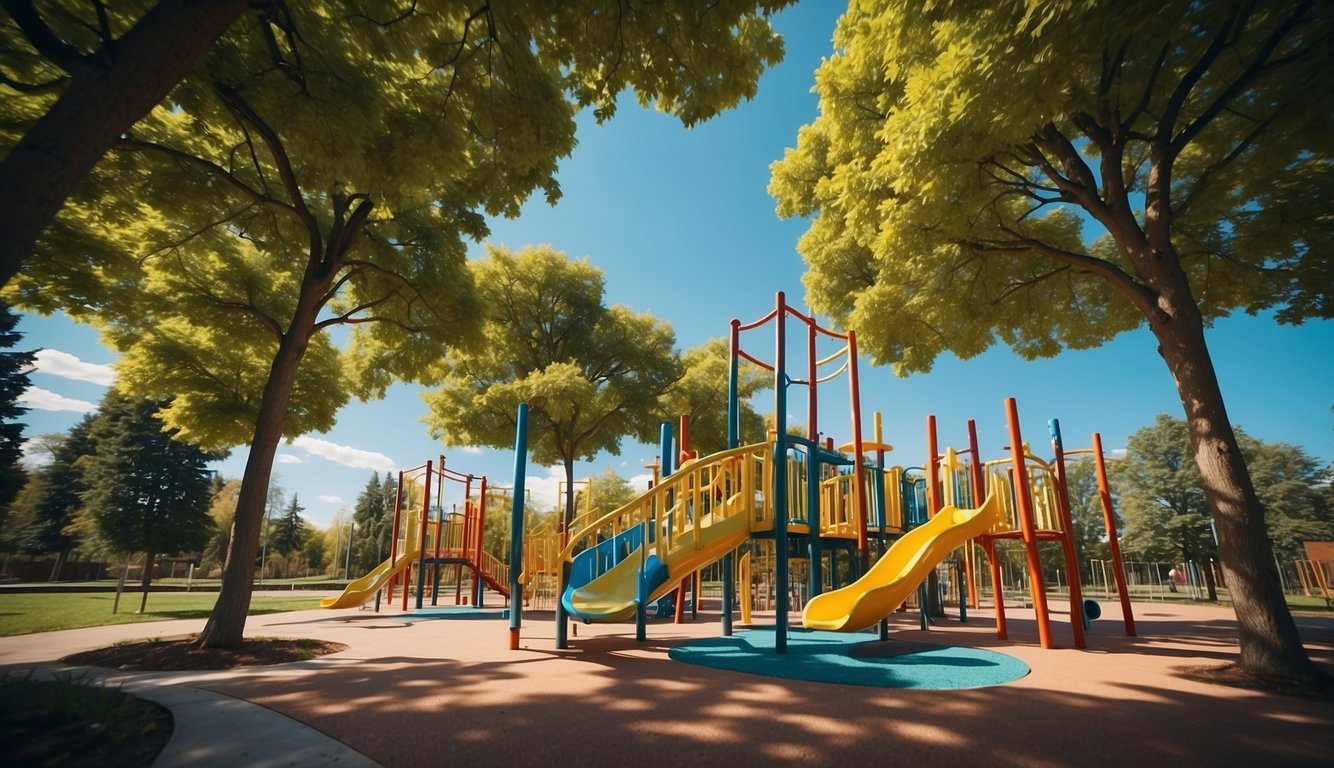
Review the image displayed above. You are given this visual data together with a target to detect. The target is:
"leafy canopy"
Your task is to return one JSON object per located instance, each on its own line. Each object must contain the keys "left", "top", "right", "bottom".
{"left": 424, "top": 245, "right": 680, "bottom": 521}
{"left": 769, "top": 0, "right": 1332, "bottom": 373}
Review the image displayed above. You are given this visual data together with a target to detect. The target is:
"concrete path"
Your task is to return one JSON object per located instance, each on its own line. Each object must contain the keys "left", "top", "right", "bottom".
{"left": 2, "top": 598, "right": 1331, "bottom": 767}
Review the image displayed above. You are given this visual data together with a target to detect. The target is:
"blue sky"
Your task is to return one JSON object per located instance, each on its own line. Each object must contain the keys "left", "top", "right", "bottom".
{"left": 12, "top": 3, "right": 1333, "bottom": 530}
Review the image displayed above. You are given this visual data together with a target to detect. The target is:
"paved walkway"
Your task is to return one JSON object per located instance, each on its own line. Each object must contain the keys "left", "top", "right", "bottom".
{"left": 2, "top": 599, "right": 1331, "bottom": 767}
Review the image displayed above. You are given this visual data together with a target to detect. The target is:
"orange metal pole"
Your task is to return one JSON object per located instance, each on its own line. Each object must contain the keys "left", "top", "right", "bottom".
{"left": 1093, "top": 433, "right": 1136, "bottom": 636}
{"left": 926, "top": 416, "right": 941, "bottom": 514}
{"left": 1006, "top": 398, "right": 1053, "bottom": 648}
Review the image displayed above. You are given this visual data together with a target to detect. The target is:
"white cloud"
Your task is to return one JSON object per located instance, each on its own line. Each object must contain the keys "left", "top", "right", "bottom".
{"left": 454, "top": 445, "right": 483, "bottom": 455}
{"left": 20, "top": 443, "right": 53, "bottom": 469}
{"left": 524, "top": 465, "right": 566, "bottom": 512}
{"left": 627, "top": 472, "right": 655, "bottom": 494}
{"left": 275, "top": 454, "right": 305, "bottom": 465}
{"left": 30, "top": 349, "right": 116, "bottom": 386}
{"left": 292, "top": 435, "right": 396, "bottom": 473}
{"left": 318, "top": 494, "right": 344, "bottom": 505}
{"left": 19, "top": 387, "right": 97, "bottom": 413}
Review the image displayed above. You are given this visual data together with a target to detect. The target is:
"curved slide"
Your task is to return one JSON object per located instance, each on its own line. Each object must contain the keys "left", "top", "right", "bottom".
{"left": 563, "top": 509, "right": 751, "bottom": 622}
{"left": 802, "top": 492, "right": 1002, "bottom": 632}
{"left": 321, "top": 547, "right": 420, "bottom": 609}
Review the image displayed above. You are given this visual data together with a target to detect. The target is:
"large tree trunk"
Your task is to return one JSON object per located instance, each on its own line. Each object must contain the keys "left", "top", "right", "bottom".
{"left": 194, "top": 293, "right": 323, "bottom": 649}
{"left": 0, "top": 0, "right": 249, "bottom": 288}
{"left": 1151, "top": 286, "right": 1321, "bottom": 679}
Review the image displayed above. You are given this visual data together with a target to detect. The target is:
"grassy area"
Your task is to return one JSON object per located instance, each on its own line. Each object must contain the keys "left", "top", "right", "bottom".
{"left": 0, "top": 592, "right": 323, "bottom": 637}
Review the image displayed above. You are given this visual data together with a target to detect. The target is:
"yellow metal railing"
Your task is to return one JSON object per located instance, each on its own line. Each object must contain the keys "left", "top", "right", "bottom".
{"left": 983, "top": 452, "right": 1065, "bottom": 534}
{"left": 560, "top": 441, "right": 772, "bottom": 580}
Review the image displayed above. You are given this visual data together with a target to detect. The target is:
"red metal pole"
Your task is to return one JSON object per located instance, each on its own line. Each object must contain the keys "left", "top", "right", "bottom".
{"left": 966, "top": 419, "right": 985, "bottom": 610}
{"left": 1006, "top": 398, "right": 1053, "bottom": 648}
{"left": 848, "top": 330, "right": 868, "bottom": 556}
{"left": 807, "top": 322, "right": 818, "bottom": 441}
{"left": 1094, "top": 433, "right": 1136, "bottom": 636}
{"left": 409, "top": 460, "right": 432, "bottom": 611}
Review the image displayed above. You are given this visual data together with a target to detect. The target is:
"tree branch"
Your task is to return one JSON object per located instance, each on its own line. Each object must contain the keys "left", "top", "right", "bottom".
{"left": 3, "top": 0, "right": 85, "bottom": 72}
{"left": 1171, "top": 0, "right": 1314, "bottom": 154}
{"left": 116, "top": 136, "right": 298, "bottom": 217}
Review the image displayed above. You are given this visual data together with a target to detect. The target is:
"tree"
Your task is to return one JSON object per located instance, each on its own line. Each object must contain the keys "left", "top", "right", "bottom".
{"left": 80, "top": 391, "right": 216, "bottom": 611}
{"left": 270, "top": 493, "right": 307, "bottom": 577}
{"left": 1066, "top": 458, "right": 1114, "bottom": 564}
{"left": 663, "top": 338, "right": 767, "bottom": 456}
{"left": 9, "top": 0, "right": 791, "bottom": 651}
{"left": 0, "top": 301, "right": 34, "bottom": 521}
{"left": 769, "top": 0, "right": 1330, "bottom": 679}
{"left": 1238, "top": 435, "right": 1333, "bottom": 562}
{"left": 302, "top": 528, "right": 327, "bottom": 576}
{"left": 1114, "top": 414, "right": 1219, "bottom": 599}
{"left": 351, "top": 472, "right": 395, "bottom": 574}
{"left": 8, "top": 417, "right": 93, "bottom": 577}
{"left": 583, "top": 467, "right": 638, "bottom": 518}
{"left": 0, "top": 0, "right": 254, "bottom": 287}
{"left": 424, "top": 245, "right": 682, "bottom": 530}
{"left": 200, "top": 478, "right": 241, "bottom": 576}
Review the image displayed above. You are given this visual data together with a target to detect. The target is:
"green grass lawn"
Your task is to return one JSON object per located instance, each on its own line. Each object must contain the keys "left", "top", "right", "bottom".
{"left": 0, "top": 592, "right": 324, "bottom": 637}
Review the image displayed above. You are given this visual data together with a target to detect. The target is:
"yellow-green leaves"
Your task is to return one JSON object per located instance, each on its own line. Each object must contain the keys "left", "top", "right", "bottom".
{"left": 771, "top": 0, "right": 1332, "bottom": 373}
{"left": 423, "top": 245, "right": 680, "bottom": 471}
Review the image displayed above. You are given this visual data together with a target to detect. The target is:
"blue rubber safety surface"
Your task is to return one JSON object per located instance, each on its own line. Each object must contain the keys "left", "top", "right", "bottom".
{"left": 390, "top": 607, "right": 510, "bottom": 620}
{"left": 669, "top": 628, "right": 1029, "bottom": 689}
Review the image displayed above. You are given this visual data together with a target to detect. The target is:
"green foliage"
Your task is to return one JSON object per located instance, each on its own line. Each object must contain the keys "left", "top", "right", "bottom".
{"left": 770, "top": 0, "right": 1332, "bottom": 371}
{"left": 78, "top": 392, "right": 217, "bottom": 562}
{"left": 424, "top": 245, "right": 682, "bottom": 525}
{"left": 0, "top": 301, "right": 33, "bottom": 518}
{"left": 1113, "top": 415, "right": 1332, "bottom": 563}
{"left": 1237, "top": 436, "right": 1333, "bottom": 562}
{"left": 200, "top": 478, "right": 241, "bottom": 575}
{"left": 664, "top": 337, "right": 767, "bottom": 455}
{"left": 351, "top": 472, "right": 395, "bottom": 574}
{"left": 583, "top": 467, "right": 639, "bottom": 518}
{"left": 1114, "top": 414, "right": 1216, "bottom": 562}
{"left": 1063, "top": 458, "right": 1114, "bottom": 564}
{"left": 270, "top": 494, "right": 307, "bottom": 558}
{"left": 5, "top": 417, "right": 93, "bottom": 557}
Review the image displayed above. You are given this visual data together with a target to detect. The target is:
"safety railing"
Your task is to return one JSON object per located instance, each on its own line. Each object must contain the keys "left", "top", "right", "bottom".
{"left": 560, "top": 441, "right": 772, "bottom": 584}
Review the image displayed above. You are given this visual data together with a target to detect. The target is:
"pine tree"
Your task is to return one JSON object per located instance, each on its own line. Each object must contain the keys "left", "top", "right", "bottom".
{"left": 80, "top": 392, "right": 216, "bottom": 610}
{"left": 0, "top": 301, "right": 34, "bottom": 523}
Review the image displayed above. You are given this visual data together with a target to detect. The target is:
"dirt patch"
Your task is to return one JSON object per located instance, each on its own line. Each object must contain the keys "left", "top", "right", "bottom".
{"left": 1179, "top": 663, "right": 1334, "bottom": 701}
{"left": 62, "top": 634, "right": 348, "bottom": 671}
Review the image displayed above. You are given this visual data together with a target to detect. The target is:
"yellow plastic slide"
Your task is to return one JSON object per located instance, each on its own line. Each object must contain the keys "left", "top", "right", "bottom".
{"left": 320, "top": 546, "right": 420, "bottom": 609}
{"left": 802, "top": 492, "right": 1002, "bottom": 632}
{"left": 565, "top": 511, "right": 752, "bottom": 622}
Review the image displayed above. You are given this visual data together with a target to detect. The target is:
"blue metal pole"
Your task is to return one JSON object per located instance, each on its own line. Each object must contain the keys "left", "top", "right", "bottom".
{"left": 723, "top": 320, "right": 741, "bottom": 636}
{"left": 509, "top": 404, "right": 529, "bottom": 650}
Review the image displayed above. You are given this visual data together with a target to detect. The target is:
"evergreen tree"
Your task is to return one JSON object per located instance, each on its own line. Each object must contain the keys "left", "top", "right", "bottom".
{"left": 351, "top": 472, "right": 395, "bottom": 574}
{"left": 9, "top": 416, "right": 94, "bottom": 578}
{"left": 80, "top": 391, "right": 216, "bottom": 610}
{"left": 0, "top": 301, "right": 34, "bottom": 523}
{"left": 271, "top": 494, "right": 306, "bottom": 556}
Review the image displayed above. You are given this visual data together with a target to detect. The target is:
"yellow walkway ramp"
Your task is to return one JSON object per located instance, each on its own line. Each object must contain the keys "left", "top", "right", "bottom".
{"left": 802, "top": 492, "right": 1001, "bottom": 632}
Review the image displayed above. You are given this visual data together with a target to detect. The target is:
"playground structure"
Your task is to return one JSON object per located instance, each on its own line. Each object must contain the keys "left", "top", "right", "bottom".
{"left": 320, "top": 459, "right": 511, "bottom": 611}
{"left": 323, "top": 292, "right": 1137, "bottom": 656}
